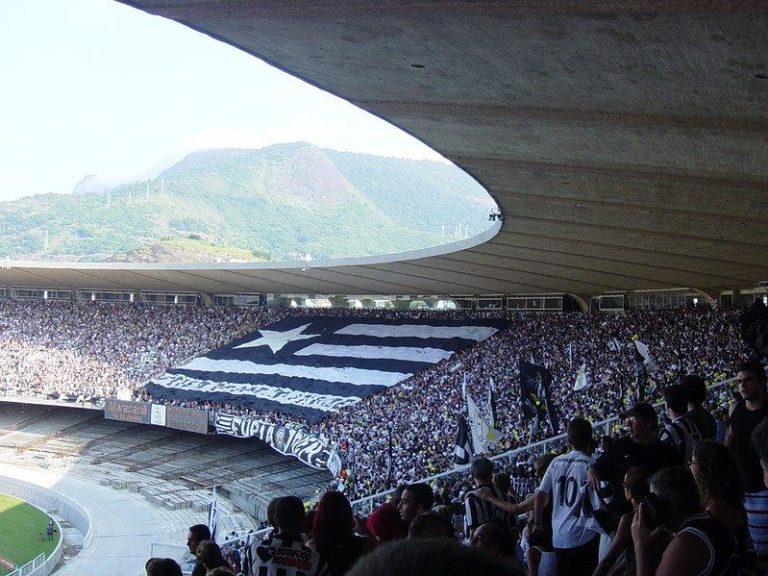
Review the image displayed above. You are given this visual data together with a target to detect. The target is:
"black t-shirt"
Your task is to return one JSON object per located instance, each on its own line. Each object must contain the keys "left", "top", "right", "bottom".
{"left": 729, "top": 400, "right": 768, "bottom": 493}
{"left": 592, "top": 436, "right": 677, "bottom": 529}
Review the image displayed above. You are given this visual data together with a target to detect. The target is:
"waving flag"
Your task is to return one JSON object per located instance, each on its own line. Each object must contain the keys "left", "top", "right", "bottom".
{"left": 147, "top": 316, "right": 505, "bottom": 424}
{"left": 454, "top": 416, "right": 473, "bottom": 466}
{"left": 574, "top": 362, "right": 589, "bottom": 391}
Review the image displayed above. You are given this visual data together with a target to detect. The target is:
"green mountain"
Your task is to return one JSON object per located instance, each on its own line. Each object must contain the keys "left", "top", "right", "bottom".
{"left": 0, "top": 143, "right": 495, "bottom": 263}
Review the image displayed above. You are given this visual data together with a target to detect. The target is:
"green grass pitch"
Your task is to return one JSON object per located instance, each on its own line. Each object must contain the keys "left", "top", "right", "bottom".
{"left": 0, "top": 493, "right": 60, "bottom": 576}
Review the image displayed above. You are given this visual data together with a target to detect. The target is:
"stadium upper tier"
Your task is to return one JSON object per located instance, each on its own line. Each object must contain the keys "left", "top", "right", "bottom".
{"left": 5, "top": 1, "right": 767, "bottom": 297}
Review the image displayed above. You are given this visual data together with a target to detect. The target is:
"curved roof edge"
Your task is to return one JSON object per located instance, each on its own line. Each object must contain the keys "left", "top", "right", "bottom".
{"left": 3, "top": 221, "right": 502, "bottom": 273}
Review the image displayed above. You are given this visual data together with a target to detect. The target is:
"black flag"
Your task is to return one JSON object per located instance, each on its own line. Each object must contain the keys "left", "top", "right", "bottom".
{"left": 519, "top": 360, "right": 559, "bottom": 433}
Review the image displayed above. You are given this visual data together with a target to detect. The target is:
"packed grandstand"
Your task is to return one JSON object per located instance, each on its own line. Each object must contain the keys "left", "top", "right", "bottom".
{"left": 2, "top": 296, "right": 767, "bottom": 576}
{"left": 0, "top": 301, "right": 752, "bottom": 498}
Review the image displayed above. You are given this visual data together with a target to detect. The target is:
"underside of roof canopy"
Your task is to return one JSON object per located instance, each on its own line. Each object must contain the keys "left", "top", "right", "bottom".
{"left": 4, "top": 1, "right": 767, "bottom": 298}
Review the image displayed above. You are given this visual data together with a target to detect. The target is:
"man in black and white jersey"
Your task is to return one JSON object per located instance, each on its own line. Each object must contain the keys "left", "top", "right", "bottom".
{"left": 659, "top": 384, "right": 702, "bottom": 467}
{"left": 533, "top": 417, "right": 599, "bottom": 576}
{"left": 464, "top": 457, "right": 515, "bottom": 542}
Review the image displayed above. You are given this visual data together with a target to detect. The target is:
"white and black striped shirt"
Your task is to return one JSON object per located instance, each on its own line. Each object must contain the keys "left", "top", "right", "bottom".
{"left": 660, "top": 414, "right": 702, "bottom": 467}
{"left": 248, "top": 534, "right": 329, "bottom": 576}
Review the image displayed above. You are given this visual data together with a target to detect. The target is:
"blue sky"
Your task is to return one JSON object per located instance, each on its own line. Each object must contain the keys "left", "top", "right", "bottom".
{"left": 0, "top": 0, "right": 444, "bottom": 201}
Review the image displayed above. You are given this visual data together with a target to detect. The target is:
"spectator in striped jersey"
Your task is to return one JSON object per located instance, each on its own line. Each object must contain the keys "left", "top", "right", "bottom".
{"left": 463, "top": 457, "right": 515, "bottom": 542}
{"left": 248, "top": 496, "right": 329, "bottom": 576}
{"left": 659, "top": 385, "right": 702, "bottom": 467}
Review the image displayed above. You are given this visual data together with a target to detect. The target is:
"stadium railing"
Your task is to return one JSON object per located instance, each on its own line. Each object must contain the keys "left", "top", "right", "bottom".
{"left": 349, "top": 375, "right": 737, "bottom": 515}
{"left": 0, "top": 475, "right": 91, "bottom": 576}
{"left": 7, "top": 553, "right": 45, "bottom": 576}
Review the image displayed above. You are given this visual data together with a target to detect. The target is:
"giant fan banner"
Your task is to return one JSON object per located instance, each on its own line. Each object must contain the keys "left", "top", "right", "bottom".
{"left": 147, "top": 316, "right": 506, "bottom": 424}
{"left": 214, "top": 412, "right": 329, "bottom": 469}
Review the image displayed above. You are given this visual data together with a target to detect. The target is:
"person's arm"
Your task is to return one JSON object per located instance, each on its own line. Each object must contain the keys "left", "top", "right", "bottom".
{"left": 532, "top": 490, "right": 550, "bottom": 533}
{"left": 725, "top": 402, "right": 738, "bottom": 448}
{"left": 476, "top": 488, "right": 534, "bottom": 514}
{"left": 592, "top": 512, "right": 632, "bottom": 576}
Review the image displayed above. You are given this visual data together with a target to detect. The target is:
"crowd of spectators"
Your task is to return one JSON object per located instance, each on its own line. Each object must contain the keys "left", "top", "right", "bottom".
{"left": 0, "top": 299, "right": 285, "bottom": 403}
{"left": 0, "top": 299, "right": 752, "bottom": 504}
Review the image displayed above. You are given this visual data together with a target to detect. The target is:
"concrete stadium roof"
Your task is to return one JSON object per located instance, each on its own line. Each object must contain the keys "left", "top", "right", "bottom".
{"left": 6, "top": 1, "right": 767, "bottom": 299}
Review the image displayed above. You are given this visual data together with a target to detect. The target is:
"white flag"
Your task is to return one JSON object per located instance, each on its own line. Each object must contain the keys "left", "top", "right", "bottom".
{"left": 467, "top": 393, "right": 500, "bottom": 452}
{"left": 574, "top": 363, "right": 589, "bottom": 391}
{"left": 634, "top": 340, "right": 657, "bottom": 373}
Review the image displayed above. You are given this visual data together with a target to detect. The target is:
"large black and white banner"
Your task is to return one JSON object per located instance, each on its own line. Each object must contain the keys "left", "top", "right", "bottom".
{"left": 214, "top": 412, "right": 329, "bottom": 469}
{"left": 147, "top": 316, "right": 506, "bottom": 424}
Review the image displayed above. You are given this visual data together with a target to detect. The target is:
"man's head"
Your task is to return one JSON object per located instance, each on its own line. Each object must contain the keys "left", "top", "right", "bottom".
{"left": 470, "top": 521, "right": 516, "bottom": 557}
{"left": 680, "top": 374, "right": 707, "bottom": 406}
{"left": 399, "top": 483, "right": 434, "bottom": 525}
{"left": 663, "top": 384, "right": 689, "bottom": 419}
{"left": 146, "top": 558, "right": 183, "bottom": 576}
{"left": 752, "top": 418, "right": 768, "bottom": 490}
{"left": 620, "top": 403, "right": 657, "bottom": 442}
{"left": 273, "top": 496, "right": 305, "bottom": 536}
{"left": 737, "top": 360, "right": 767, "bottom": 402}
{"left": 471, "top": 457, "right": 494, "bottom": 485}
{"left": 187, "top": 524, "right": 210, "bottom": 554}
{"left": 648, "top": 466, "right": 701, "bottom": 530}
{"left": 566, "top": 417, "right": 593, "bottom": 452}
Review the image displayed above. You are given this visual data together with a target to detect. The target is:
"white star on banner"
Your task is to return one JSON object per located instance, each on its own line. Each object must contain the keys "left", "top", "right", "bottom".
{"left": 234, "top": 323, "right": 318, "bottom": 354}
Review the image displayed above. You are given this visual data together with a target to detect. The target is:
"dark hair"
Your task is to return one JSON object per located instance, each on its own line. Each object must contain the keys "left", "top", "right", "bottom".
{"left": 650, "top": 467, "right": 700, "bottom": 516}
{"left": 471, "top": 457, "right": 494, "bottom": 481}
{"left": 404, "top": 483, "right": 434, "bottom": 511}
{"left": 738, "top": 360, "right": 767, "bottom": 386}
{"left": 663, "top": 384, "right": 688, "bottom": 415}
{"left": 534, "top": 453, "right": 557, "bottom": 480}
{"left": 274, "top": 496, "right": 305, "bottom": 533}
{"left": 680, "top": 374, "right": 707, "bottom": 405}
{"left": 146, "top": 558, "right": 183, "bottom": 576}
{"left": 196, "top": 541, "right": 227, "bottom": 571}
{"left": 188, "top": 524, "right": 211, "bottom": 542}
{"left": 311, "top": 491, "right": 355, "bottom": 553}
{"left": 692, "top": 440, "right": 745, "bottom": 509}
{"left": 346, "top": 538, "right": 523, "bottom": 576}
{"left": 207, "top": 569, "right": 236, "bottom": 576}
{"left": 492, "top": 472, "right": 511, "bottom": 495}
{"left": 266, "top": 497, "right": 280, "bottom": 526}
{"left": 567, "top": 417, "right": 592, "bottom": 452}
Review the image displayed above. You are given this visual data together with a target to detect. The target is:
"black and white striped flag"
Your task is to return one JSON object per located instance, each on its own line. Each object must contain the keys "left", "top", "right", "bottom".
{"left": 148, "top": 316, "right": 506, "bottom": 424}
{"left": 454, "top": 416, "right": 473, "bottom": 466}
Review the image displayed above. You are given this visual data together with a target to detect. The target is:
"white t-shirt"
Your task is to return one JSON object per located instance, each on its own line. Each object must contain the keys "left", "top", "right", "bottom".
{"left": 537, "top": 450, "right": 599, "bottom": 549}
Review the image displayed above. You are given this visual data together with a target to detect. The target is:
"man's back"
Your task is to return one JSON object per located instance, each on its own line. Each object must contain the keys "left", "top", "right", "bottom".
{"left": 538, "top": 450, "right": 597, "bottom": 549}
{"left": 464, "top": 485, "right": 514, "bottom": 539}
{"left": 660, "top": 414, "right": 702, "bottom": 466}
